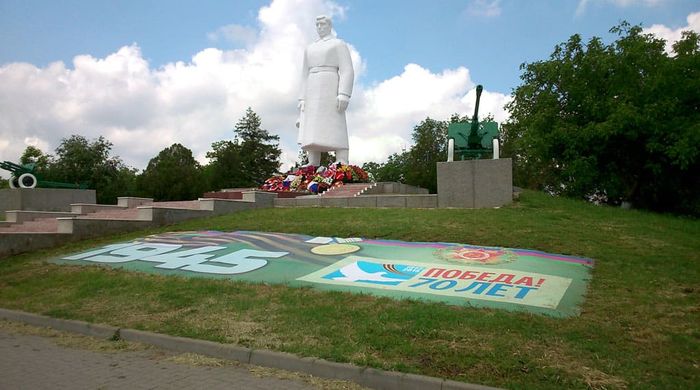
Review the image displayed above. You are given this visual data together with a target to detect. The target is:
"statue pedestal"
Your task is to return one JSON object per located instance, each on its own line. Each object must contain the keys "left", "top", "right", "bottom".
{"left": 0, "top": 188, "right": 96, "bottom": 214}
{"left": 437, "top": 159, "right": 512, "bottom": 208}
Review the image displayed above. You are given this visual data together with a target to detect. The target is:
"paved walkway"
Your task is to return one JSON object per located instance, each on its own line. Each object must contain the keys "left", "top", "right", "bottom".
{"left": 0, "top": 326, "right": 319, "bottom": 390}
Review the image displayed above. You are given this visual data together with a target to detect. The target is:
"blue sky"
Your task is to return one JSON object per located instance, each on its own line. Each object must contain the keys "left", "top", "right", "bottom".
{"left": 1, "top": 0, "right": 698, "bottom": 174}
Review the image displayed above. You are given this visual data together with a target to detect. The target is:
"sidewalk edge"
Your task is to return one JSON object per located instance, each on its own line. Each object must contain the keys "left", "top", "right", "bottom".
{"left": 0, "top": 307, "right": 501, "bottom": 390}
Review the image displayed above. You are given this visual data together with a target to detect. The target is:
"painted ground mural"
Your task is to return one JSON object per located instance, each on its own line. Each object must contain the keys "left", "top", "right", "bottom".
{"left": 56, "top": 231, "right": 594, "bottom": 317}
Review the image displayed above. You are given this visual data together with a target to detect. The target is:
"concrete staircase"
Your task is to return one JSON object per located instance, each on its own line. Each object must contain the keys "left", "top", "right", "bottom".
{"left": 274, "top": 181, "right": 436, "bottom": 209}
{"left": 0, "top": 191, "right": 277, "bottom": 258}
{"left": 319, "top": 183, "right": 376, "bottom": 197}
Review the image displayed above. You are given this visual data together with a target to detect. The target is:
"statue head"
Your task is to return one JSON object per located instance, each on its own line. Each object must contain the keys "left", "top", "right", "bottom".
{"left": 315, "top": 15, "right": 332, "bottom": 39}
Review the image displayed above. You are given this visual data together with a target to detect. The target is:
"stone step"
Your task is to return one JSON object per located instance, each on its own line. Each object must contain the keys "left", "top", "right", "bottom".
{"left": 4, "top": 211, "right": 79, "bottom": 224}
{"left": 75, "top": 200, "right": 200, "bottom": 221}
{"left": 0, "top": 194, "right": 276, "bottom": 258}
{"left": 149, "top": 201, "right": 201, "bottom": 210}
{"left": 0, "top": 218, "right": 59, "bottom": 233}
{"left": 117, "top": 197, "right": 154, "bottom": 208}
{"left": 79, "top": 208, "right": 142, "bottom": 220}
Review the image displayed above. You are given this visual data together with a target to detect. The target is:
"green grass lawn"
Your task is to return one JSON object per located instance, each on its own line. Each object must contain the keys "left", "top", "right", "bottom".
{"left": 0, "top": 190, "right": 698, "bottom": 389}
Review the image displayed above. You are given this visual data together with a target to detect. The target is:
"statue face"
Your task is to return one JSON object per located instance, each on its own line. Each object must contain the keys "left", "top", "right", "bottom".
{"left": 316, "top": 19, "right": 331, "bottom": 38}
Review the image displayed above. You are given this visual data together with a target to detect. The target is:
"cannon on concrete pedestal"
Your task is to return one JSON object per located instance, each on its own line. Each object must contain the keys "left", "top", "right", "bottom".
{"left": 447, "top": 85, "right": 500, "bottom": 161}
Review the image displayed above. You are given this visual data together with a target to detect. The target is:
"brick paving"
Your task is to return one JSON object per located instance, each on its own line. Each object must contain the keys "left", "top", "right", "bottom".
{"left": 0, "top": 327, "right": 316, "bottom": 390}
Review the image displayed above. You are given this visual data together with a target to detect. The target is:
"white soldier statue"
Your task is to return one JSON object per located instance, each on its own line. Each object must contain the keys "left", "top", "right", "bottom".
{"left": 296, "top": 15, "right": 354, "bottom": 166}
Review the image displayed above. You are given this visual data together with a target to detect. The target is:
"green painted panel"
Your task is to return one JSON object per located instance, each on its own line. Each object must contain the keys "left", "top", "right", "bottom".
{"left": 55, "top": 231, "right": 593, "bottom": 317}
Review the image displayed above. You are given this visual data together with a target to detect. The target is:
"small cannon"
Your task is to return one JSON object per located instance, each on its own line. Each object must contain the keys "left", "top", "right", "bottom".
{"left": 447, "top": 85, "right": 500, "bottom": 161}
{"left": 1, "top": 161, "right": 86, "bottom": 189}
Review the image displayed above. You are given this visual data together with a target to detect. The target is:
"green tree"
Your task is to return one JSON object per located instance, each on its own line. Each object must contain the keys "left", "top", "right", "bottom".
{"left": 205, "top": 140, "right": 244, "bottom": 190}
{"left": 0, "top": 177, "right": 7, "bottom": 189}
{"left": 139, "top": 143, "right": 203, "bottom": 201}
{"left": 360, "top": 161, "right": 381, "bottom": 181}
{"left": 362, "top": 151, "right": 409, "bottom": 183}
{"left": 363, "top": 113, "right": 494, "bottom": 191}
{"left": 51, "top": 135, "right": 111, "bottom": 184}
{"left": 15, "top": 145, "right": 52, "bottom": 184}
{"left": 102, "top": 166, "right": 139, "bottom": 202}
{"left": 503, "top": 23, "right": 700, "bottom": 214}
{"left": 405, "top": 117, "right": 448, "bottom": 193}
{"left": 20, "top": 146, "right": 51, "bottom": 171}
{"left": 235, "top": 107, "right": 282, "bottom": 185}
{"left": 206, "top": 108, "right": 282, "bottom": 189}
{"left": 50, "top": 135, "right": 136, "bottom": 203}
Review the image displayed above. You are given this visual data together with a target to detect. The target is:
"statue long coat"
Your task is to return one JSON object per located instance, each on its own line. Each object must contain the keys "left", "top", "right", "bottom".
{"left": 298, "top": 36, "right": 354, "bottom": 151}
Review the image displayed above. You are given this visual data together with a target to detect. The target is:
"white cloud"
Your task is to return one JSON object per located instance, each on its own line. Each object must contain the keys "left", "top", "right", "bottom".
{"left": 0, "top": 0, "right": 511, "bottom": 181}
{"left": 464, "top": 0, "right": 502, "bottom": 18}
{"left": 346, "top": 64, "right": 510, "bottom": 164}
{"left": 208, "top": 24, "right": 258, "bottom": 47}
{"left": 576, "top": 0, "right": 668, "bottom": 16}
{"left": 643, "top": 12, "right": 700, "bottom": 54}
{"left": 23, "top": 136, "right": 50, "bottom": 152}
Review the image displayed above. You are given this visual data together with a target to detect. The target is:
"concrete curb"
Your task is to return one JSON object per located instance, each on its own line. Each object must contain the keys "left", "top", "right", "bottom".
{"left": 0, "top": 307, "right": 118, "bottom": 339}
{"left": 0, "top": 308, "right": 501, "bottom": 390}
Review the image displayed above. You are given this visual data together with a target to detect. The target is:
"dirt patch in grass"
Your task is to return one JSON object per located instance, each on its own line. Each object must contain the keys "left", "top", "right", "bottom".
{"left": 164, "top": 352, "right": 237, "bottom": 367}
{"left": 530, "top": 340, "right": 628, "bottom": 389}
{"left": 248, "top": 366, "right": 370, "bottom": 390}
{"left": 182, "top": 312, "right": 282, "bottom": 348}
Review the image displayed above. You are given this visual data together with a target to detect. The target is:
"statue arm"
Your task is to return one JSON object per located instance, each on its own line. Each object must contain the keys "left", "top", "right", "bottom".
{"left": 298, "top": 49, "right": 309, "bottom": 111}
{"left": 336, "top": 42, "right": 354, "bottom": 112}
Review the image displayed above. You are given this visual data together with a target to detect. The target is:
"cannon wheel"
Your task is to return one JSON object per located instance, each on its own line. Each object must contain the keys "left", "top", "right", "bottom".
{"left": 18, "top": 173, "right": 38, "bottom": 188}
{"left": 9, "top": 175, "right": 20, "bottom": 189}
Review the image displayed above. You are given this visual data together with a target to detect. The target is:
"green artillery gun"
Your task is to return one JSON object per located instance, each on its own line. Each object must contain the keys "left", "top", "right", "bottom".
{"left": 1, "top": 161, "right": 87, "bottom": 189}
{"left": 447, "top": 85, "right": 500, "bottom": 160}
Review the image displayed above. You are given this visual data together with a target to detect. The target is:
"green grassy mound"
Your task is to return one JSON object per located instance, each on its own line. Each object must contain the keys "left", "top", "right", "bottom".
{"left": 1, "top": 190, "right": 697, "bottom": 389}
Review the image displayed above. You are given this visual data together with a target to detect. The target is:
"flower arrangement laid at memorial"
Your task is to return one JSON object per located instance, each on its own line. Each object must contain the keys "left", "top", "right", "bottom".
{"left": 260, "top": 163, "right": 370, "bottom": 194}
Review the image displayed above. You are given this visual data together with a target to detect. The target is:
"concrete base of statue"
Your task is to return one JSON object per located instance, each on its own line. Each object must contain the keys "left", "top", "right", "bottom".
{"left": 437, "top": 158, "right": 512, "bottom": 208}
{"left": 0, "top": 188, "right": 96, "bottom": 213}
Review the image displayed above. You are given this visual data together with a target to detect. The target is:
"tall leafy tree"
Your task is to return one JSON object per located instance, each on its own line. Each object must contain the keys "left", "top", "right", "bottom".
{"left": 362, "top": 151, "right": 409, "bottom": 183}
{"left": 503, "top": 23, "right": 700, "bottom": 214}
{"left": 363, "top": 113, "right": 494, "bottom": 191}
{"left": 205, "top": 140, "right": 244, "bottom": 190}
{"left": 235, "top": 107, "right": 282, "bottom": 185}
{"left": 19, "top": 146, "right": 51, "bottom": 171}
{"left": 50, "top": 135, "right": 136, "bottom": 203}
{"left": 15, "top": 145, "right": 53, "bottom": 183}
{"left": 405, "top": 117, "right": 448, "bottom": 193}
{"left": 360, "top": 161, "right": 381, "bottom": 181}
{"left": 139, "top": 143, "right": 203, "bottom": 201}
{"left": 207, "top": 108, "right": 281, "bottom": 189}
{"left": 51, "top": 135, "right": 112, "bottom": 185}
{"left": 105, "top": 166, "right": 139, "bottom": 202}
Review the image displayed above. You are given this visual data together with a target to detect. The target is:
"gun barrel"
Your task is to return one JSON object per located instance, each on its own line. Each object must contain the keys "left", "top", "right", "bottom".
{"left": 472, "top": 85, "right": 483, "bottom": 123}
{"left": 467, "top": 85, "right": 484, "bottom": 149}
{"left": 1, "top": 161, "right": 23, "bottom": 173}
